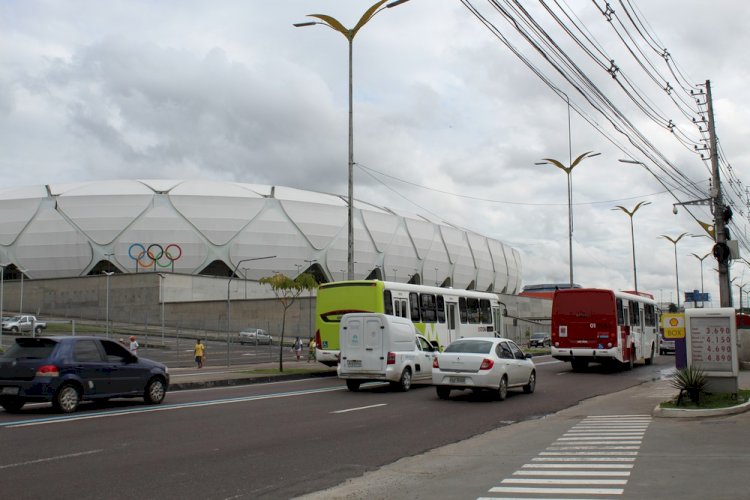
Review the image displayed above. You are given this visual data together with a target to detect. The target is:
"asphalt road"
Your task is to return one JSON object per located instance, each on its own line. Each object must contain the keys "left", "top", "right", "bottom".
{"left": 0, "top": 355, "right": 671, "bottom": 499}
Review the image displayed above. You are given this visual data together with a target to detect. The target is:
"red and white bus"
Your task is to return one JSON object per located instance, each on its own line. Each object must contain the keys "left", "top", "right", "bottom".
{"left": 551, "top": 288, "right": 659, "bottom": 371}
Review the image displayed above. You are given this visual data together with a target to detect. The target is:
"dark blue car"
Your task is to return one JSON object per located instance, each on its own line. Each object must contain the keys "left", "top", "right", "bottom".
{"left": 0, "top": 336, "right": 169, "bottom": 413}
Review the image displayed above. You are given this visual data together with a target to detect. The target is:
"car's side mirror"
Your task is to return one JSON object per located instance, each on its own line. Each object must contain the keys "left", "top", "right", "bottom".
{"left": 526, "top": 353, "right": 533, "bottom": 359}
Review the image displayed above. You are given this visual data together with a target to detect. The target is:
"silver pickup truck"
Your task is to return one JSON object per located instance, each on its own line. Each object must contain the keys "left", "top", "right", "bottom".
{"left": 1, "top": 315, "right": 47, "bottom": 334}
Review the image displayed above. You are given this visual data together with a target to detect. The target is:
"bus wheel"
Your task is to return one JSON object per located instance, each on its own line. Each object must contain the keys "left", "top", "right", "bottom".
{"left": 645, "top": 344, "right": 655, "bottom": 365}
{"left": 622, "top": 350, "right": 634, "bottom": 371}
{"left": 571, "top": 360, "right": 588, "bottom": 372}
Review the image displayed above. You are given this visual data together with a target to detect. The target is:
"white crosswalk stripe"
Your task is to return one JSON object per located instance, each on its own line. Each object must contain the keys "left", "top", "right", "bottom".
{"left": 478, "top": 414, "right": 651, "bottom": 499}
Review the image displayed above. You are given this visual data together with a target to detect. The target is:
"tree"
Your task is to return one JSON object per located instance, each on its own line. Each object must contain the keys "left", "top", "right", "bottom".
{"left": 259, "top": 272, "right": 318, "bottom": 372}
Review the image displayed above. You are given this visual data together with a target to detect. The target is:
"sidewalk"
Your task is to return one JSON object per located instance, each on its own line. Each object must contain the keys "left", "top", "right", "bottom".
{"left": 167, "top": 360, "right": 337, "bottom": 390}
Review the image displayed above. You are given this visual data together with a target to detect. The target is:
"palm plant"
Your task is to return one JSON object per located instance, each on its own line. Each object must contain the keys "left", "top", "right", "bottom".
{"left": 670, "top": 365, "right": 707, "bottom": 405}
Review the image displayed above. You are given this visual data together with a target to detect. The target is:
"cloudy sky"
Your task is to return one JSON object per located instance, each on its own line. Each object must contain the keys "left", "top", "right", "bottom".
{"left": 2, "top": 0, "right": 749, "bottom": 306}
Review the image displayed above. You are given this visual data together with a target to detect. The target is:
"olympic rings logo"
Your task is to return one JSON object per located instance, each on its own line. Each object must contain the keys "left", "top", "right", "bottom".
{"left": 128, "top": 243, "right": 182, "bottom": 269}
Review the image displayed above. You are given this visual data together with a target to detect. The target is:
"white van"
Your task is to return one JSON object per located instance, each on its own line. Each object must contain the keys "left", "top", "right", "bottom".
{"left": 337, "top": 313, "right": 437, "bottom": 392}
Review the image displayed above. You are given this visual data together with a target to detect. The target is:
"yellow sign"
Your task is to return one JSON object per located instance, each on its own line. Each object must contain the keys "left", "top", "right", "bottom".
{"left": 662, "top": 313, "right": 685, "bottom": 339}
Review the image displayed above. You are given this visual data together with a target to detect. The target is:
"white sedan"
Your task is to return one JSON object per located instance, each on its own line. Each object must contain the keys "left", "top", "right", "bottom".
{"left": 432, "top": 337, "right": 536, "bottom": 401}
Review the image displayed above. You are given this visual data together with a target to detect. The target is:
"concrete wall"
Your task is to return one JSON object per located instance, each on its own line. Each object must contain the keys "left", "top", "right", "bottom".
{"left": 2, "top": 274, "right": 550, "bottom": 344}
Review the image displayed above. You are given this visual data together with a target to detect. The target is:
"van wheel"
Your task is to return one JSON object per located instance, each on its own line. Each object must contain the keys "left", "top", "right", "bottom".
{"left": 523, "top": 371, "right": 536, "bottom": 394}
{"left": 496, "top": 376, "right": 508, "bottom": 401}
{"left": 436, "top": 386, "right": 451, "bottom": 400}
{"left": 346, "top": 380, "right": 361, "bottom": 392}
{"left": 395, "top": 368, "right": 412, "bottom": 392}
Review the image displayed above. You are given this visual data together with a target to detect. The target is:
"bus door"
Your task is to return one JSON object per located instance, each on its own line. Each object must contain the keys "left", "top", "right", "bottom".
{"left": 446, "top": 301, "right": 458, "bottom": 345}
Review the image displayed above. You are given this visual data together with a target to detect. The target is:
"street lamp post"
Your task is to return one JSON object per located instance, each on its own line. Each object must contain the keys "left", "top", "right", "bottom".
{"left": 226, "top": 256, "right": 276, "bottom": 366}
{"left": 242, "top": 267, "right": 249, "bottom": 300}
{"left": 104, "top": 271, "right": 114, "bottom": 338}
{"left": 612, "top": 201, "right": 651, "bottom": 292}
{"left": 294, "top": 0, "right": 410, "bottom": 281}
{"left": 536, "top": 151, "right": 600, "bottom": 287}
{"left": 690, "top": 252, "right": 711, "bottom": 307}
{"left": 660, "top": 233, "right": 688, "bottom": 308}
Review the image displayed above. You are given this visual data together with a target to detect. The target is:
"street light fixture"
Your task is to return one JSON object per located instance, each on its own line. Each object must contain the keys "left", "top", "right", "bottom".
{"left": 612, "top": 201, "right": 651, "bottom": 292}
{"left": 294, "top": 0, "right": 410, "bottom": 281}
{"left": 690, "top": 252, "right": 711, "bottom": 306}
{"left": 536, "top": 151, "right": 600, "bottom": 287}
{"left": 226, "top": 256, "right": 276, "bottom": 366}
{"left": 659, "top": 233, "right": 688, "bottom": 308}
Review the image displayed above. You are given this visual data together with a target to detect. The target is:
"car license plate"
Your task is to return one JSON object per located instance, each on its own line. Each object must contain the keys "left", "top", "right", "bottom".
{"left": 347, "top": 360, "right": 362, "bottom": 367}
{"left": 1, "top": 386, "right": 19, "bottom": 395}
{"left": 449, "top": 376, "right": 465, "bottom": 384}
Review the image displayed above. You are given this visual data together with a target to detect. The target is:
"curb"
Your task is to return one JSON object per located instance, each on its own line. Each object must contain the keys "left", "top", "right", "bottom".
{"left": 169, "top": 370, "right": 337, "bottom": 391}
{"left": 653, "top": 397, "right": 750, "bottom": 418}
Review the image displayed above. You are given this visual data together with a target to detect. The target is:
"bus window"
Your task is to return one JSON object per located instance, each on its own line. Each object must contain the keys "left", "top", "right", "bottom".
{"left": 437, "top": 295, "right": 445, "bottom": 323}
{"left": 467, "top": 298, "right": 479, "bottom": 324}
{"left": 458, "top": 297, "right": 468, "bottom": 324}
{"left": 479, "top": 299, "right": 491, "bottom": 324}
{"left": 644, "top": 304, "right": 655, "bottom": 326}
{"left": 629, "top": 300, "right": 640, "bottom": 326}
{"left": 400, "top": 299, "right": 408, "bottom": 318}
{"left": 420, "top": 294, "right": 437, "bottom": 323}
{"left": 384, "top": 290, "right": 393, "bottom": 316}
{"left": 409, "top": 292, "right": 420, "bottom": 321}
{"left": 616, "top": 298, "right": 625, "bottom": 325}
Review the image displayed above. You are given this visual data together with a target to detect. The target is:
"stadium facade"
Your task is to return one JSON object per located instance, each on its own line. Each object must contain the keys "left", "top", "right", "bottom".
{"left": 0, "top": 180, "right": 522, "bottom": 292}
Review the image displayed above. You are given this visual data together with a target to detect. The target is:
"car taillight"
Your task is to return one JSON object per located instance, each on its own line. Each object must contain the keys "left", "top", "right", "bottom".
{"left": 36, "top": 365, "right": 60, "bottom": 377}
{"left": 479, "top": 358, "right": 494, "bottom": 370}
{"left": 432, "top": 357, "right": 439, "bottom": 369}
{"left": 387, "top": 352, "right": 396, "bottom": 365}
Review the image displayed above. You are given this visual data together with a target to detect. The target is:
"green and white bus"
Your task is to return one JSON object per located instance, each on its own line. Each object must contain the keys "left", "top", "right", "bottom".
{"left": 314, "top": 280, "right": 506, "bottom": 366}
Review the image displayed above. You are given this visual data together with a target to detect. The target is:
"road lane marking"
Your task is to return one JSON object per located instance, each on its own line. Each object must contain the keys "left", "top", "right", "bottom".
{"left": 0, "top": 386, "right": 346, "bottom": 428}
{"left": 0, "top": 449, "right": 103, "bottom": 469}
{"left": 331, "top": 404, "right": 387, "bottom": 414}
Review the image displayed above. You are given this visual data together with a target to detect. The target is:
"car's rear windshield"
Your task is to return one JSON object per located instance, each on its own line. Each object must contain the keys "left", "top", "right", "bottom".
{"left": 444, "top": 340, "right": 494, "bottom": 354}
{"left": 1, "top": 338, "right": 58, "bottom": 359}
{"left": 531, "top": 333, "right": 546, "bottom": 339}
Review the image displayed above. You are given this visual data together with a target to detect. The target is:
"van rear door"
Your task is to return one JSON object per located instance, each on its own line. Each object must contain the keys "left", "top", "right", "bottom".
{"left": 341, "top": 315, "right": 384, "bottom": 373}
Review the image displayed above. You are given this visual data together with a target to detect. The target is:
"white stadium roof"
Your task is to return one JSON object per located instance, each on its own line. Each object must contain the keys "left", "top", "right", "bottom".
{"left": 0, "top": 180, "right": 522, "bottom": 292}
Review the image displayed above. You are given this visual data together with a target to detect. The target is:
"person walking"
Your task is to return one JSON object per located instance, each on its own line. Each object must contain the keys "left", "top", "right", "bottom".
{"left": 307, "top": 337, "right": 317, "bottom": 363}
{"left": 129, "top": 336, "right": 139, "bottom": 355}
{"left": 194, "top": 339, "right": 206, "bottom": 369}
{"left": 293, "top": 336, "right": 303, "bottom": 361}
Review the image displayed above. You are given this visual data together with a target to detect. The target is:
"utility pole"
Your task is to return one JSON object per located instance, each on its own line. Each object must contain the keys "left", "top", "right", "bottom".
{"left": 706, "top": 80, "right": 732, "bottom": 307}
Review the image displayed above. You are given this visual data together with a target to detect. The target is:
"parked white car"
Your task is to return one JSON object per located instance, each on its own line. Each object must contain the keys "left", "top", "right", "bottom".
{"left": 239, "top": 328, "right": 273, "bottom": 345}
{"left": 432, "top": 337, "right": 536, "bottom": 401}
{"left": 338, "top": 313, "right": 437, "bottom": 392}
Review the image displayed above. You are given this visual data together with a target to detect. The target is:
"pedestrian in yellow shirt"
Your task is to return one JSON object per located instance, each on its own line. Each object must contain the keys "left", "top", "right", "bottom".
{"left": 194, "top": 339, "right": 206, "bottom": 369}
